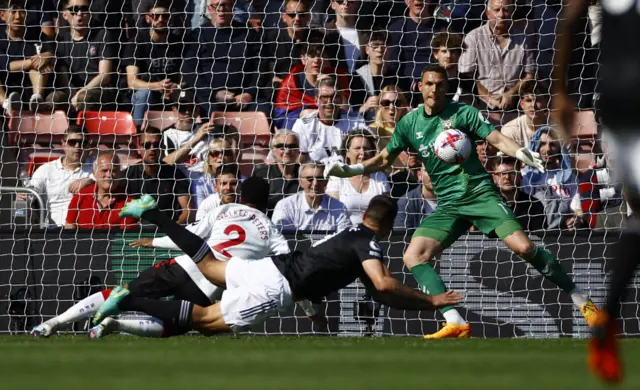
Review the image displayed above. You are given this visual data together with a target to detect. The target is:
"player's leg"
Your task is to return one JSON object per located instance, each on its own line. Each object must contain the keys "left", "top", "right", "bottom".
{"left": 470, "top": 191, "right": 603, "bottom": 326}
{"left": 403, "top": 206, "right": 472, "bottom": 338}
{"left": 31, "top": 288, "right": 113, "bottom": 337}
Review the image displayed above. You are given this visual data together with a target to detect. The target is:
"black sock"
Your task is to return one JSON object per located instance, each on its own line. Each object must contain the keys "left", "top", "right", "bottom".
{"left": 119, "top": 295, "right": 194, "bottom": 327}
{"left": 141, "top": 208, "right": 212, "bottom": 262}
{"left": 605, "top": 230, "right": 640, "bottom": 318}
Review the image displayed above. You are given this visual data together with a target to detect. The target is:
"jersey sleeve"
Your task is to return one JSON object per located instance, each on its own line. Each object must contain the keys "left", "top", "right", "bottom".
{"left": 292, "top": 119, "right": 309, "bottom": 154}
{"left": 267, "top": 220, "right": 291, "bottom": 255}
{"left": 461, "top": 105, "right": 495, "bottom": 140}
{"left": 353, "top": 234, "right": 383, "bottom": 263}
{"left": 196, "top": 195, "right": 217, "bottom": 221}
{"left": 385, "top": 115, "right": 411, "bottom": 155}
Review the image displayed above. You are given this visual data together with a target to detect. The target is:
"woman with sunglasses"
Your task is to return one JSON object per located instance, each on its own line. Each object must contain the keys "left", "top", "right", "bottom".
{"left": 326, "top": 130, "right": 390, "bottom": 225}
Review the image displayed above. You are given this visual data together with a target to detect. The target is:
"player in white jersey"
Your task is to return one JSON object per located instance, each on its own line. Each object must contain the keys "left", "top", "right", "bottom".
{"left": 31, "top": 177, "right": 320, "bottom": 338}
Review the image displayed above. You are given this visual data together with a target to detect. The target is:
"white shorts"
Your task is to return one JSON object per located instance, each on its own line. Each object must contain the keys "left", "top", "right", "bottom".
{"left": 220, "top": 257, "right": 293, "bottom": 331}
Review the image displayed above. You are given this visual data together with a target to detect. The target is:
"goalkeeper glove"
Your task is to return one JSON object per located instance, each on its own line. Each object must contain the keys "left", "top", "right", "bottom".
{"left": 515, "top": 147, "right": 545, "bottom": 173}
{"left": 323, "top": 161, "right": 365, "bottom": 179}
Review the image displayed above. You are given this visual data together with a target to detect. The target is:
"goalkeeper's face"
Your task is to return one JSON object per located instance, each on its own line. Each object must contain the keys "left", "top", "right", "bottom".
{"left": 420, "top": 71, "right": 448, "bottom": 111}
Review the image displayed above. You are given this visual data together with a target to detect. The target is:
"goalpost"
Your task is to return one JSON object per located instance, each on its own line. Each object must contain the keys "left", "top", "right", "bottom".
{"left": 0, "top": 0, "right": 633, "bottom": 337}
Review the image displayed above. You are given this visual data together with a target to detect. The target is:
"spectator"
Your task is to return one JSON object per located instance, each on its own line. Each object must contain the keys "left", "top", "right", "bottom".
{"left": 263, "top": 0, "right": 313, "bottom": 88}
{"left": 367, "top": 85, "right": 411, "bottom": 152}
{"left": 185, "top": 0, "right": 268, "bottom": 118}
{"left": 431, "top": 32, "right": 464, "bottom": 102}
{"left": 65, "top": 152, "right": 138, "bottom": 230}
{"left": 491, "top": 156, "right": 545, "bottom": 232}
{"left": 521, "top": 127, "right": 583, "bottom": 231}
{"left": 124, "top": 0, "right": 185, "bottom": 127}
{"left": 501, "top": 80, "right": 550, "bottom": 148}
{"left": 190, "top": 137, "right": 239, "bottom": 208}
{"left": 273, "top": 41, "right": 350, "bottom": 129}
{"left": 394, "top": 166, "right": 437, "bottom": 229}
{"left": 254, "top": 129, "right": 301, "bottom": 214}
{"left": 123, "top": 125, "right": 193, "bottom": 224}
{"left": 387, "top": 0, "right": 446, "bottom": 91}
{"left": 351, "top": 30, "right": 409, "bottom": 119}
{"left": 458, "top": 0, "right": 535, "bottom": 111}
{"left": 196, "top": 163, "right": 240, "bottom": 220}
{"left": 327, "top": 130, "right": 390, "bottom": 224}
{"left": 325, "top": 0, "right": 367, "bottom": 74}
{"left": 0, "top": 0, "right": 57, "bottom": 38}
{"left": 272, "top": 161, "right": 350, "bottom": 232}
{"left": 292, "top": 76, "right": 366, "bottom": 162}
{"left": 49, "top": 0, "right": 117, "bottom": 112}
{"left": 0, "top": 0, "right": 55, "bottom": 113}
{"left": 27, "top": 124, "right": 93, "bottom": 226}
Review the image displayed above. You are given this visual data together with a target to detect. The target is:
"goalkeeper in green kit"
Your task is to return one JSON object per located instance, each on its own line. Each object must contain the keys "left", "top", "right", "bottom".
{"left": 325, "top": 64, "right": 604, "bottom": 338}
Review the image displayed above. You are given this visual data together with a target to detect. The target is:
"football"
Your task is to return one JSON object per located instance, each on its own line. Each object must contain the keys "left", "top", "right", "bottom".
{"left": 433, "top": 129, "right": 472, "bottom": 164}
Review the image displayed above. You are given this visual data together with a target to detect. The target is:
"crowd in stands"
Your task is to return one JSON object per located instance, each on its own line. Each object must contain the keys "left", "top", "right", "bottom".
{"left": 0, "top": 0, "right": 625, "bottom": 234}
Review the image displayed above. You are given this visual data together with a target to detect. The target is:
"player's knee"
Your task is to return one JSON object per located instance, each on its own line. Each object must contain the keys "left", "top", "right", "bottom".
{"left": 512, "top": 240, "right": 536, "bottom": 258}
{"left": 403, "top": 249, "right": 434, "bottom": 268}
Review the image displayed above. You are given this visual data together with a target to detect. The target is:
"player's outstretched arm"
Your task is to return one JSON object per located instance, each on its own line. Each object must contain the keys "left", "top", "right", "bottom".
{"left": 361, "top": 259, "right": 463, "bottom": 310}
{"left": 324, "top": 148, "right": 398, "bottom": 179}
{"left": 485, "top": 130, "right": 545, "bottom": 172}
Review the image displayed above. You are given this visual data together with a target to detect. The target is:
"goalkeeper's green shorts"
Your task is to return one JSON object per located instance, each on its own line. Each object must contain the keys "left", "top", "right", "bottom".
{"left": 413, "top": 188, "right": 522, "bottom": 249}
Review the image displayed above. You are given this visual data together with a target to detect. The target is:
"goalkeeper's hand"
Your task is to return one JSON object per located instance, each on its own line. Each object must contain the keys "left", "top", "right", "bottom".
{"left": 515, "top": 147, "right": 545, "bottom": 173}
{"left": 323, "top": 161, "right": 364, "bottom": 179}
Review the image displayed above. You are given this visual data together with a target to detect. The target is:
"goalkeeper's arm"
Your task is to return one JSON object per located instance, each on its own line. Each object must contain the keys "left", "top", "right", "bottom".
{"left": 361, "top": 259, "right": 462, "bottom": 310}
{"left": 485, "top": 130, "right": 545, "bottom": 172}
{"left": 324, "top": 148, "right": 398, "bottom": 178}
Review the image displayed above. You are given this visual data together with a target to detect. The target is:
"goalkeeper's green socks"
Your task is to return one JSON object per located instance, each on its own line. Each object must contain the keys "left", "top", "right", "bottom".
{"left": 410, "top": 263, "right": 466, "bottom": 324}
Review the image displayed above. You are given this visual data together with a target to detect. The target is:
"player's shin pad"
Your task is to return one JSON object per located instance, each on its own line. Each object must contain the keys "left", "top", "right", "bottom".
{"left": 526, "top": 248, "right": 576, "bottom": 294}
{"left": 118, "top": 296, "right": 194, "bottom": 327}
{"left": 141, "top": 208, "right": 212, "bottom": 263}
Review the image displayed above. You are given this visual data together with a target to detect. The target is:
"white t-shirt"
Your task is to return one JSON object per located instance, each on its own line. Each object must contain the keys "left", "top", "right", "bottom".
{"left": 162, "top": 127, "right": 214, "bottom": 175}
{"left": 292, "top": 111, "right": 366, "bottom": 162}
{"left": 500, "top": 115, "right": 534, "bottom": 148}
{"left": 271, "top": 191, "right": 351, "bottom": 232}
{"left": 338, "top": 26, "right": 360, "bottom": 74}
{"left": 196, "top": 193, "right": 220, "bottom": 221}
{"left": 29, "top": 158, "right": 93, "bottom": 226}
{"left": 326, "top": 172, "right": 390, "bottom": 224}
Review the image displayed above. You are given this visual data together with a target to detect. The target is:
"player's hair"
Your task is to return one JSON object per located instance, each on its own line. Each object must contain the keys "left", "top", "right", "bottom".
{"left": 341, "top": 130, "right": 377, "bottom": 164}
{"left": 368, "top": 30, "right": 389, "bottom": 45}
{"left": 421, "top": 63, "right": 448, "bottom": 82}
{"left": 364, "top": 195, "right": 398, "bottom": 228}
{"left": 240, "top": 176, "right": 270, "bottom": 213}
{"left": 519, "top": 79, "right": 550, "bottom": 100}
{"left": 64, "top": 123, "right": 87, "bottom": 140}
{"left": 270, "top": 129, "right": 300, "bottom": 149}
{"left": 431, "top": 32, "right": 463, "bottom": 54}
{"left": 298, "top": 161, "right": 324, "bottom": 178}
{"left": 214, "top": 163, "right": 240, "bottom": 179}
{"left": 147, "top": 0, "right": 172, "bottom": 12}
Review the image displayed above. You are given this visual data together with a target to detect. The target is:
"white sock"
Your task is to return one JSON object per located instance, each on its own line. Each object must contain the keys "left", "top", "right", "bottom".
{"left": 570, "top": 288, "right": 589, "bottom": 307}
{"left": 53, "top": 290, "right": 108, "bottom": 325}
{"left": 443, "top": 309, "right": 466, "bottom": 325}
{"left": 115, "top": 318, "right": 166, "bottom": 338}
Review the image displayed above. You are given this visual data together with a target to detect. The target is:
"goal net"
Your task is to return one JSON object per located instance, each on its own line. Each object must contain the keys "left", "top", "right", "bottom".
{"left": 0, "top": 0, "right": 633, "bottom": 337}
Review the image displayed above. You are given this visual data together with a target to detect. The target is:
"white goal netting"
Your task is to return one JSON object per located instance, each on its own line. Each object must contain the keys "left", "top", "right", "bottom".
{"left": 0, "top": 0, "right": 634, "bottom": 337}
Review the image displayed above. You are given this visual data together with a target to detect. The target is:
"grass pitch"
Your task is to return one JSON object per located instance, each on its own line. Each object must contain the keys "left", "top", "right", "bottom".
{"left": 1, "top": 336, "right": 639, "bottom": 390}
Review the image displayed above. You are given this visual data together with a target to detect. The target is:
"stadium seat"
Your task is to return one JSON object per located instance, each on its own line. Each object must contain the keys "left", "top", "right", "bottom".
{"left": 238, "top": 148, "right": 269, "bottom": 177}
{"left": 25, "top": 154, "right": 63, "bottom": 177}
{"left": 210, "top": 111, "right": 271, "bottom": 149}
{"left": 76, "top": 111, "right": 137, "bottom": 147}
{"left": 143, "top": 111, "right": 178, "bottom": 131}
{"left": 7, "top": 111, "right": 69, "bottom": 146}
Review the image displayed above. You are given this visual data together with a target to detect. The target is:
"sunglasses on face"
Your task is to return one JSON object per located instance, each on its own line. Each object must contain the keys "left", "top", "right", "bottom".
{"left": 150, "top": 12, "right": 170, "bottom": 20}
{"left": 66, "top": 5, "right": 90, "bottom": 15}
{"left": 65, "top": 138, "right": 86, "bottom": 147}
{"left": 302, "top": 176, "right": 326, "bottom": 182}
{"left": 208, "top": 3, "right": 233, "bottom": 11}
{"left": 274, "top": 143, "right": 299, "bottom": 150}
{"left": 380, "top": 100, "right": 398, "bottom": 108}
{"left": 142, "top": 141, "right": 161, "bottom": 150}
{"left": 285, "top": 11, "right": 308, "bottom": 18}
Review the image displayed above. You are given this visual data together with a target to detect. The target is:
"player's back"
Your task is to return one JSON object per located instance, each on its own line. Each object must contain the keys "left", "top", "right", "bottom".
{"left": 272, "top": 225, "right": 383, "bottom": 303}
{"left": 201, "top": 203, "right": 290, "bottom": 261}
{"left": 601, "top": 1, "right": 640, "bottom": 127}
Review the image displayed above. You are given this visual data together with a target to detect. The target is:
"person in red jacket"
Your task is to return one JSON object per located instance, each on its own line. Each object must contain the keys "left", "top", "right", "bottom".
{"left": 65, "top": 151, "right": 138, "bottom": 230}
{"left": 274, "top": 42, "right": 350, "bottom": 129}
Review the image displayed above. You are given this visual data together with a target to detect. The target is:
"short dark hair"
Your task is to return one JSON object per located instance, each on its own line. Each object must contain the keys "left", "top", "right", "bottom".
{"left": 64, "top": 123, "right": 86, "bottom": 139}
{"left": 519, "top": 79, "right": 550, "bottom": 100}
{"left": 0, "top": 0, "right": 27, "bottom": 10}
{"left": 240, "top": 176, "right": 270, "bottom": 212}
{"left": 215, "top": 163, "right": 240, "bottom": 179}
{"left": 141, "top": 124, "right": 162, "bottom": 137}
{"left": 431, "top": 32, "right": 463, "bottom": 53}
{"left": 147, "top": 0, "right": 172, "bottom": 12}
{"left": 490, "top": 156, "right": 519, "bottom": 172}
{"left": 364, "top": 195, "right": 398, "bottom": 227}
{"left": 299, "top": 42, "right": 326, "bottom": 58}
{"left": 368, "top": 30, "right": 389, "bottom": 45}
{"left": 284, "top": 0, "right": 311, "bottom": 10}
{"left": 421, "top": 63, "right": 448, "bottom": 82}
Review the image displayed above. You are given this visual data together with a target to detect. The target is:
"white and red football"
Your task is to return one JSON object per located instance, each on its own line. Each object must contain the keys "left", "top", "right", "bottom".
{"left": 433, "top": 129, "right": 472, "bottom": 164}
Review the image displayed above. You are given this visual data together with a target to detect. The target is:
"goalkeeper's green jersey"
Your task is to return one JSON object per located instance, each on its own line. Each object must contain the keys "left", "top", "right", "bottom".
{"left": 386, "top": 100, "right": 496, "bottom": 204}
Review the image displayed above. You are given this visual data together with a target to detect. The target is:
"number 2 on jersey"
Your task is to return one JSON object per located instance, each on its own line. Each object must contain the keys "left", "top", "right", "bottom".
{"left": 212, "top": 224, "right": 246, "bottom": 258}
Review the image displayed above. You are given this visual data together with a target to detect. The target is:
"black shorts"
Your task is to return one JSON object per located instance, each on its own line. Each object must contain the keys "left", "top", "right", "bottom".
{"left": 128, "top": 259, "right": 212, "bottom": 307}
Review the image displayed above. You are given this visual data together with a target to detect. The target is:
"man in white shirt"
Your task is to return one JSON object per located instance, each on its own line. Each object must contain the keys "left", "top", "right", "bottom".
{"left": 196, "top": 163, "right": 240, "bottom": 221}
{"left": 327, "top": 0, "right": 366, "bottom": 74}
{"left": 272, "top": 161, "right": 350, "bottom": 232}
{"left": 28, "top": 124, "right": 93, "bottom": 226}
{"left": 500, "top": 79, "right": 550, "bottom": 148}
{"left": 292, "top": 77, "right": 366, "bottom": 162}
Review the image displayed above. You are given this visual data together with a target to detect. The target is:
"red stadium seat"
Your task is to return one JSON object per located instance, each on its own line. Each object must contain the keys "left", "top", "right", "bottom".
{"left": 144, "top": 110, "right": 178, "bottom": 131}
{"left": 8, "top": 111, "right": 69, "bottom": 146}
{"left": 210, "top": 111, "right": 271, "bottom": 149}
{"left": 238, "top": 148, "right": 269, "bottom": 177}
{"left": 77, "top": 111, "right": 137, "bottom": 146}
{"left": 25, "top": 154, "right": 62, "bottom": 177}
